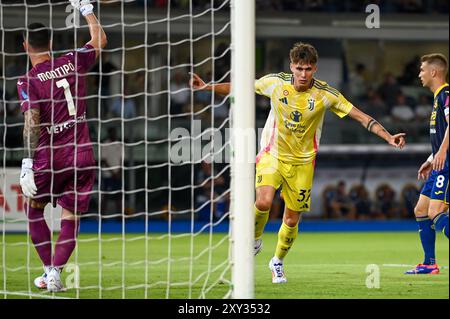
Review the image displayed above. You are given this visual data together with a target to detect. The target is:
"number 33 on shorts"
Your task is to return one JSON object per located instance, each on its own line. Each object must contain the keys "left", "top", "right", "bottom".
{"left": 298, "top": 189, "right": 311, "bottom": 204}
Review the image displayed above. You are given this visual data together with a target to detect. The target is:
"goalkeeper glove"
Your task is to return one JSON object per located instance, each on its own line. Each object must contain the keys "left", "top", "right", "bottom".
{"left": 20, "top": 158, "right": 37, "bottom": 198}
{"left": 70, "top": 0, "right": 94, "bottom": 16}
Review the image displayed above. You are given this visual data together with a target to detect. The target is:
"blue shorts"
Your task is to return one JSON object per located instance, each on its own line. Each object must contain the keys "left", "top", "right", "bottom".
{"left": 420, "top": 163, "right": 449, "bottom": 204}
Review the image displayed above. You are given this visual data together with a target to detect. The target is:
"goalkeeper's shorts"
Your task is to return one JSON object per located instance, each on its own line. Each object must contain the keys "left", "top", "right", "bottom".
{"left": 32, "top": 149, "right": 96, "bottom": 213}
{"left": 255, "top": 151, "right": 315, "bottom": 212}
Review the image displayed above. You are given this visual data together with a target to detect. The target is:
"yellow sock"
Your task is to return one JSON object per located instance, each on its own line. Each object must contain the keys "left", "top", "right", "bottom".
{"left": 255, "top": 205, "right": 270, "bottom": 239}
{"left": 275, "top": 222, "right": 298, "bottom": 260}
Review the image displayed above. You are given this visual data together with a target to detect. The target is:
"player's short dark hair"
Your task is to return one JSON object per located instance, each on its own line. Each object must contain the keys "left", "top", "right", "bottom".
{"left": 421, "top": 53, "right": 448, "bottom": 75}
{"left": 290, "top": 42, "right": 318, "bottom": 65}
{"left": 23, "top": 23, "right": 50, "bottom": 50}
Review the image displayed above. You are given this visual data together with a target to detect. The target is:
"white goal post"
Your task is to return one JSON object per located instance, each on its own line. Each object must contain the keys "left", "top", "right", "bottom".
{"left": 230, "top": 0, "right": 255, "bottom": 299}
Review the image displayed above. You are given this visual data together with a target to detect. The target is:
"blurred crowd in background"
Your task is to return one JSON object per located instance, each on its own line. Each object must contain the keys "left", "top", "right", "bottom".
{"left": 0, "top": 45, "right": 429, "bottom": 221}
{"left": 135, "top": 0, "right": 449, "bottom": 14}
{"left": 1, "top": 0, "right": 447, "bottom": 221}
{"left": 0, "top": 52, "right": 436, "bottom": 144}
{"left": 1, "top": 0, "right": 449, "bottom": 13}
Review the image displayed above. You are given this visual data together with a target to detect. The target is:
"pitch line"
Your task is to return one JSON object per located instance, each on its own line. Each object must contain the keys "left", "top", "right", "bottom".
{"left": 271, "top": 263, "right": 449, "bottom": 269}
{"left": 0, "top": 290, "right": 73, "bottom": 299}
{"left": 383, "top": 264, "right": 448, "bottom": 269}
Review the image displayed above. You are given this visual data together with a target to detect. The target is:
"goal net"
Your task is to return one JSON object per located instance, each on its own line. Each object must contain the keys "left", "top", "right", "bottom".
{"left": 0, "top": 0, "right": 254, "bottom": 299}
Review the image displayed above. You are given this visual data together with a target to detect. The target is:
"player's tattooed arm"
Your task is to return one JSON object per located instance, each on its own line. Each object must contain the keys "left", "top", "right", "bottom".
{"left": 23, "top": 109, "right": 41, "bottom": 159}
{"left": 366, "top": 118, "right": 386, "bottom": 135}
{"left": 348, "top": 106, "right": 406, "bottom": 149}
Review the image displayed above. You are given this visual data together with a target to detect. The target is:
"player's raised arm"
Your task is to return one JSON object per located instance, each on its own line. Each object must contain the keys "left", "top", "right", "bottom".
{"left": 189, "top": 73, "right": 230, "bottom": 95}
{"left": 70, "top": 0, "right": 107, "bottom": 59}
{"left": 347, "top": 106, "right": 406, "bottom": 149}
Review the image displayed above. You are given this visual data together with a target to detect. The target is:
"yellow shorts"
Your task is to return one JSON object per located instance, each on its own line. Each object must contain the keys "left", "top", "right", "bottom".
{"left": 255, "top": 152, "right": 315, "bottom": 212}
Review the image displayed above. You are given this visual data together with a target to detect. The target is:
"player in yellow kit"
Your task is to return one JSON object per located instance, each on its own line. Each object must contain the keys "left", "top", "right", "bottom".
{"left": 190, "top": 42, "right": 406, "bottom": 284}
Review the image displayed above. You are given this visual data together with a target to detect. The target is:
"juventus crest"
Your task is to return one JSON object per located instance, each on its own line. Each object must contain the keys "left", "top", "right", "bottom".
{"left": 308, "top": 98, "right": 315, "bottom": 111}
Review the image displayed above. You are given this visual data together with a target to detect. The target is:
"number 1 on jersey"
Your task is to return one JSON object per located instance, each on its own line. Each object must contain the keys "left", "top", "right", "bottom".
{"left": 56, "top": 78, "right": 76, "bottom": 116}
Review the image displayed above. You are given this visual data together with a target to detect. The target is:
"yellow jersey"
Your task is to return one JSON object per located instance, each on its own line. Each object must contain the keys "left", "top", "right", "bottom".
{"left": 255, "top": 73, "right": 354, "bottom": 165}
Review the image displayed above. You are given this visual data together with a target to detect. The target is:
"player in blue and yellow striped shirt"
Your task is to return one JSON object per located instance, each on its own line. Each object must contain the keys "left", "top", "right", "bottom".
{"left": 406, "top": 53, "right": 449, "bottom": 275}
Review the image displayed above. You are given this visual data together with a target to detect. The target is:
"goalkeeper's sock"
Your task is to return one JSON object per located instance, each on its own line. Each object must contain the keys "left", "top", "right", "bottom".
{"left": 53, "top": 219, "right": 80, "bottom": 268}
{"left": 432, "top": 213, "right": 449, "bottom": 239}
{"left": 275, "top": 222, "right": 298, "bottom": 260}
{"left": 26, "top": 203, "right": 52, "bottom": 267}
{"left": 255, "top": 205, "right": 270, "bottom": 240}
{"left": 416, "top": 216, "right": 436, "bottom": 265}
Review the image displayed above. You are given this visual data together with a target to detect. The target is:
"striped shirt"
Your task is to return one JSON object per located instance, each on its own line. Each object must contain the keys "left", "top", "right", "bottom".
{"left": 430, "top": 83, "right": 449, "bottom": 160}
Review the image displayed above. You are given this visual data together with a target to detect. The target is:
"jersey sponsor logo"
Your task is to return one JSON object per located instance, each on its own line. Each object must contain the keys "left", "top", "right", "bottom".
{"left": 289, "top": 111, "right": 302, "bottom": 123}
{"left": 430, "top": 111, "right": 436, "bottom": 126}
{"left": 285, "top": 111, "right": 304, "bottom": 133}
{"left": 284, "top": 123, "right": 305, "bottom": 134}
{"left": 45, "top": 113, "right": 87, "bottom": 135}
{"left": 434, "top": 191, "right": 444, "bottom": 195}
{"left": 308, "top": 98, "right": 315, "bottom": 111}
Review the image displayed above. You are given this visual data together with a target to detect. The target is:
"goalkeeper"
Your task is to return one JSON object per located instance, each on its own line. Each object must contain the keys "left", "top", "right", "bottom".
{"left": 190, "top": 42, "right": 406, "bottom": 284}
{"left": 17, "top": 0, "right": 106, "bottom": 292}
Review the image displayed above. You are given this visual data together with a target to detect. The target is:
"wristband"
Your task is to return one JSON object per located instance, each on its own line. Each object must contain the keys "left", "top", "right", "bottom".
{"left": 22, "top": 158, "right": 33, "bottom": 169}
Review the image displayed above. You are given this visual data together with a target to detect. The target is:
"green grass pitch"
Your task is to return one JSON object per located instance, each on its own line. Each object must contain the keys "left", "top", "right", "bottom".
{"left": 0, "top": 232, "right": 448, "bottom": 299}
